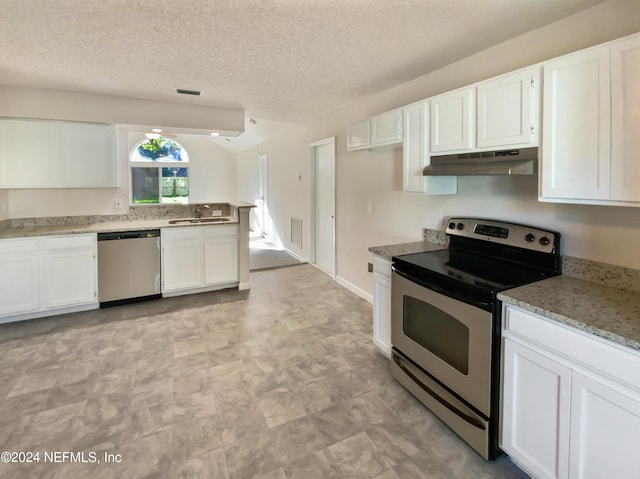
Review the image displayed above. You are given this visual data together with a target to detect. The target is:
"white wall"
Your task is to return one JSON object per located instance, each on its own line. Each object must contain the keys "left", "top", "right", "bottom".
{"left": 235, "top": 0, "right": 640, "bottom": 297}
{"left": 0, "top": 86, "right": 244, "bottom": 136}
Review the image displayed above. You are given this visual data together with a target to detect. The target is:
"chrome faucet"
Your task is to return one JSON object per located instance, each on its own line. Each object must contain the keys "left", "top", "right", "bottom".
{"left": 195, "top": 204, "right": 210, "bottom": 218}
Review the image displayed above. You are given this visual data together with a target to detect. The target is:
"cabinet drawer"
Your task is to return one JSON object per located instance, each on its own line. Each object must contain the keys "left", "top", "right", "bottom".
{"left": 162, "top": 227, "right": 202, "bottom": 241}
{"left": 504, "top": 305, "right": 640, "bottom": 390}
{"left": 0, "top": 238, "right": 39, "bottom": 254}
{"left": 203, "top": 224, "right": 238, "bottom": 238}
{"left": 373, "top": 256, "right": 392, "bottom": 278}
{"left": 44, "top": 234, "right": 95, "bottom": 251}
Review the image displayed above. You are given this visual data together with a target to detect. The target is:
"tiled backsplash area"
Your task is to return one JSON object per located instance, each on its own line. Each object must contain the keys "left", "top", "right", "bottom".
{"left": 422, "top": 228, "right": 448, "bottom": 246}
{"left": 1, "top": 203, "right": 232, "bottom": 229}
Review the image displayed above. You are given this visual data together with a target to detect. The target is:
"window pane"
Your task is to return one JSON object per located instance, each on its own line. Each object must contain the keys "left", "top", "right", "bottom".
{"left": 131, "top": 167, "right": 159, "bottom": 204}
{"left": 161, "top": 167, "right": 189, "bottom": 204}
{"left": 131, "top": 137, "right": 189, "bottom": 162}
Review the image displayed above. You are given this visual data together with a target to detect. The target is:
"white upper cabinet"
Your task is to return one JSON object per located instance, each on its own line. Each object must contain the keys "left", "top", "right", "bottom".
{"left": 430, "top": 86, "right": 475, "bottom": 153}
{"left": 370, "top": 108, "right": 402, "bottom": 147}
{"left": 346, "top": 119, "right": 371, "bottom": 151}
{"left": 541, "top": 46, "right": 611, "bottom": 201}
{"left": 347, "top": 109, "right": 403, "bottom": 151}
{"left": 60, "top": 121, "right": 117, "bottom": 187}
{"left": 402, "top": 100, "right": 457, "bottom": 194}
{"left": 477, "top": 68, "right": 539, "bottom": 149}
{"left": 540, "top": 32, "right": 640, "bottom": 206}
{"left": 610, "top": 34, "right": 640, "bottom": 202}
{"left": 0, "top": 118, "right": 118, "bottom": 189}
{"left": 0, "top": 119, "right": 58, "bottom": 188}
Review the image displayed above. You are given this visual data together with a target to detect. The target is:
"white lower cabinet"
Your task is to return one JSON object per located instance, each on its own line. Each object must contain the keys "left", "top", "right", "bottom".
{"left": 502, "top": 338, "right": 571, "bottom": 479}
{"left": 0, "top": 238, "right": 41, "bottom": 316}
{"left": 162, "top": 227, "right": 204, "bottom": 292}
{"left": 162, "top": 225, "right": 238, "bottom": 295}
{"left": 501, "top": 305, "right": 640, "bottom": 479}
{"left": 44, "top": 235, "right": 97, "bottom": 309}
{"left": 568, "top": 373, "right": 640, "bottom": 479}
{"left": 0, "top": 234, "right": 98, "bottom": 322}
{"left": 204, "top": 227, "right": 238, "bottom": 285}
{"left": 372, "top": 255, "right": 392, "bottom": 358}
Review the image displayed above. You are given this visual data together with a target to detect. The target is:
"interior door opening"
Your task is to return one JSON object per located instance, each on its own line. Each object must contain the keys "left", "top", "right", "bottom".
{"left": 309, "top": 137, "right": 336, "bottom": 279}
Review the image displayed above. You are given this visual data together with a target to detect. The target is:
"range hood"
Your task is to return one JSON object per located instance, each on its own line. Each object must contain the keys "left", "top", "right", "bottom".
{"left": 423, "top": 147, "right": 538, "bottom": 176}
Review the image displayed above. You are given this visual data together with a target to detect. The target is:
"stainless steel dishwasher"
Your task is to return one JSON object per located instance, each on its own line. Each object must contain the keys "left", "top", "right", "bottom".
{"left": 97, "top": 229, "right": 161, "bottom": 306}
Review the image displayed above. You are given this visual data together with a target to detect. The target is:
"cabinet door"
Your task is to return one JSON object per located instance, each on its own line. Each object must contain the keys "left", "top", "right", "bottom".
{"left": 372, "top": 256, "right": 392, "bottom": 358}
{"left": 477, "top": 68, "right": 538, "bottom": 148}
{"left": 204, "top": 226, "right": 238, "bottom": 285}
{"left": 0, "top": 238, "right": 40, "bottom": 316}
{"left": 0, "top": 118, "right": 60, "bottom": 188}
{"left": 162, "top": 228, "right": 204, "bottom": 292}
{"left": 430, "top": 87, "right": 474, "bottom": 153}
{"left": 346, "top": 119, "right": 371, "bottom": 151}
{"left": 611, "top": 35, "right": 640, "bottom": 202}
{"left": 371, "top": 109, "right": 402, "bottom": 146}
{"left": 60, "top": 122, "right": 117, "bottom": 187}
{"left": 569, "top": 372, "right": 640, "bottom": 479}
{"left": 43, "top": 235, "right": 97, "bottom": 309}
{"left": 541, "top": 47, "right": 611, "bottom": 200}
{"left": 403, "top": 101, "right": 457, "bottom": 194}
{"left": 501, "top": 338, "right": 571, "bottom": 479}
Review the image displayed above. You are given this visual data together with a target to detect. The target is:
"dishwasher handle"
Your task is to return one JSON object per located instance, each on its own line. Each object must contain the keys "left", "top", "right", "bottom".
{"left": 98, "top": 230, "right": 161, "bottom": 241}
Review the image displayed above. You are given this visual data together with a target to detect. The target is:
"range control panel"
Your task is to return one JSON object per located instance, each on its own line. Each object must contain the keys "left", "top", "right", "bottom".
{"left": 445, "top": 217, "right": 559, "bottom": 254}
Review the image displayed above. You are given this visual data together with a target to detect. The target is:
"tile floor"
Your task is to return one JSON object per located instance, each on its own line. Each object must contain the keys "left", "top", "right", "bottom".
{"left": 0, "top": 264, "right": 528, "bottom": 479}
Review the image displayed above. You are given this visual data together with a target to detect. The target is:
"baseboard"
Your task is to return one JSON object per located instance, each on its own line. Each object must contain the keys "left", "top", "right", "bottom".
{"left": 336, "top": 275, "right": 373, "bottom": 303}
{"left": 284, "top": 247, "right": 308, "bottom": 264}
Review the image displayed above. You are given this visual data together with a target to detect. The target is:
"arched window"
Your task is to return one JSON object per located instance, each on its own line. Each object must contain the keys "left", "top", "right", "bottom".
{"left": 130, "top": 137, "right": 190, "bottom": 204}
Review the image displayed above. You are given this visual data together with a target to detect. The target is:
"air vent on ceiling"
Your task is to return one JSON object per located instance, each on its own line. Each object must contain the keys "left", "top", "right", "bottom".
{"left": 175, "top": 88, "right": 202, "bottom": 96}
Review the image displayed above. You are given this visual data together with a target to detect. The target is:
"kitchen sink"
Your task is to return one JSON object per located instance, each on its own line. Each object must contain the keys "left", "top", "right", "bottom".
{"left": 168, "top": 217, "right": 232, "bottom": 225}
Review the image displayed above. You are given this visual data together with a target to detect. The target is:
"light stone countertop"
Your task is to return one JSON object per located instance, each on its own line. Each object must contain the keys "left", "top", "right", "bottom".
{"left": 498, "top": 276, "right": 640, "bottom": 352}
{"left": 0, "top": 217, "right": 239, "bottom": 239}
{"left": 368, "top": 241, "right": 447, "bottom": 260}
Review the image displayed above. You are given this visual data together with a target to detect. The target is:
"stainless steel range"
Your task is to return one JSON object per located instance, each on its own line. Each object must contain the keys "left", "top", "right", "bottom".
{"left": 390, "top": 218, "right": 561, "bottom": 459}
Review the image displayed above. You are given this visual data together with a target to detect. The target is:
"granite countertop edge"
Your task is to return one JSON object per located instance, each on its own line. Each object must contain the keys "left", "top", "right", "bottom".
{"left": 368, "top": 240, "right": 447, "bottom": 260}
{"left": 0, "top": 217, "right": 239, "bottom": 239}
{"left": 498, "top": 276, "right": 640, "bottom": 353}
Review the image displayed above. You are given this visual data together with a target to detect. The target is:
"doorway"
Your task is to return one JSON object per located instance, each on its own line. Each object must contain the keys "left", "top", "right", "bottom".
{"left": 310, "top": 137, "right": 336, "bottom": 279}
{"left": 257, "top": 153, "right": 269, "bottom": 238}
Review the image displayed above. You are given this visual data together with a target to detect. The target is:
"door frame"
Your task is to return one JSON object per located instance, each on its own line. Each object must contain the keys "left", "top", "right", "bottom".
{"left": 309, "top": 136, "right": 336, "bottom": 279}
{"left": 257, "top": 153, "right": 269, "bottom": 238}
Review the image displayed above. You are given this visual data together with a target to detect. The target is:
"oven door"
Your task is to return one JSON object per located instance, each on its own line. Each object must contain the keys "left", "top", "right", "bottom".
{"left": 391, "top": 269, "right": 493, "bottom": 416}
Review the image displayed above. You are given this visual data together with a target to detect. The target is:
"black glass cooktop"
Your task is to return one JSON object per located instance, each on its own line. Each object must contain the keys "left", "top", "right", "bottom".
{"left": 392, "top": 248, "right": 554, "bottom": 299}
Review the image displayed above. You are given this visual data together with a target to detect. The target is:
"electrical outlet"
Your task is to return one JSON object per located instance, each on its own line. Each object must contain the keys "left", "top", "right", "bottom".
{"left": 114, "top": 198, "right": 123, "bottom": 209}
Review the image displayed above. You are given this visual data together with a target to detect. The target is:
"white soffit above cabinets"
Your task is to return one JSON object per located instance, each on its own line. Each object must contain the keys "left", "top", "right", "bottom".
{"left": 0, "top": 0, "right": 604, "bottom": 125}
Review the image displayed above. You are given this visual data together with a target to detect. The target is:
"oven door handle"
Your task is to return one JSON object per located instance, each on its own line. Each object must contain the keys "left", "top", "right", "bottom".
{"left": 392, "top": 351, "right": 486, "bottom": 431}
{"left": 392, "top": 267, "right": 493, "bottom": 312}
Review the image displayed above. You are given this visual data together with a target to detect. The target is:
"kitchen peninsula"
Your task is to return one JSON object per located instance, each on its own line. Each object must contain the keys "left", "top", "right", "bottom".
{"left": 0, "top": 202, "right": 255, "bottom": 323}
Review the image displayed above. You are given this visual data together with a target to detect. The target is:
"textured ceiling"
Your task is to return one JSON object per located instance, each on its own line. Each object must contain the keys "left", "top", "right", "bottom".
{"left": 2, "top": 0, "right": 603, "bottom": 127}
